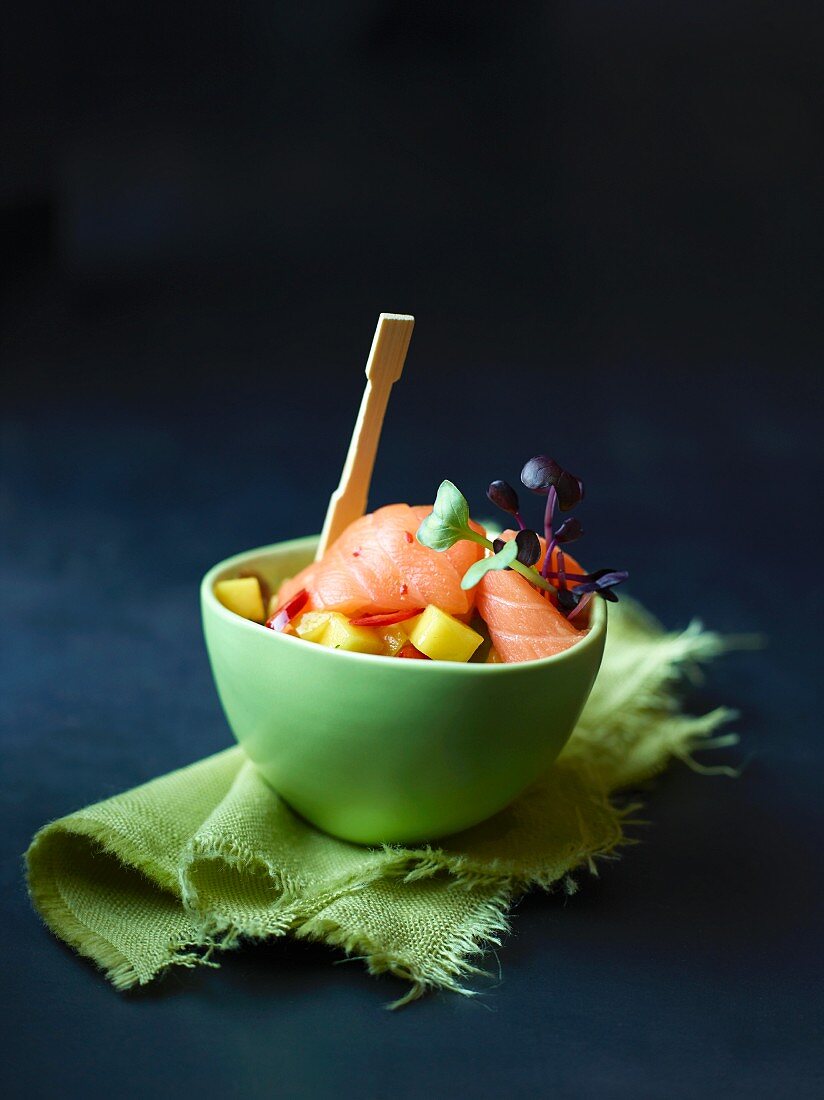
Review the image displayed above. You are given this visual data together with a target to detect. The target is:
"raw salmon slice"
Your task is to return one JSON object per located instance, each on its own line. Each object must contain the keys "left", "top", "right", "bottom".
{"left": 475, "top": 530, "right": 586, "bottom": 663}
{"left": 279, "top": 503, "right": 486, "bottom": 617}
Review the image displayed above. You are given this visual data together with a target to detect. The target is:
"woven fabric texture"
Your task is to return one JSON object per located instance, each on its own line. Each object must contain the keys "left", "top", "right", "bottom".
{"left": 26, "top": 600, "right": 735, "bottom": 1004}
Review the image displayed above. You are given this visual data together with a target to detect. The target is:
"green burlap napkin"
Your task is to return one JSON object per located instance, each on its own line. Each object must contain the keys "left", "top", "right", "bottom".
{"left": 26, "top": 600, "right": 737, "bottom": 1005}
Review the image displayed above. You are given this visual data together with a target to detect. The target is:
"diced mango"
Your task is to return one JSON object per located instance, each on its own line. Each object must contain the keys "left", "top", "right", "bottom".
{"left": 294, "top": 611, "right": 332, "bottom": 643}
{"left": 320, "top": 612, "right": 385, "bottom": 655}
{"left": 214, "top": 577, "right": 265, "bottom": 623}
{"left": 380, "top": 624, "right": 409, "bottom": 656}
{"left": 408, "top": 605, "right": 483, "bottom": 662}
{"left": 486, "top": 647, "right": 502, "bottom": 664}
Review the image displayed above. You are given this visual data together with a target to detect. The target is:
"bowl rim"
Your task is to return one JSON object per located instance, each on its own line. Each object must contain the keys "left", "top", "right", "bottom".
{"left": 201, "top": 535, "right": 607, "bottom": 673}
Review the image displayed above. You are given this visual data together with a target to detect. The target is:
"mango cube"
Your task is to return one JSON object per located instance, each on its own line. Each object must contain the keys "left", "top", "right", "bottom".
{"left": 320, "top": 612, "right": 384, "bottom": 655}
{"left": 214, "top": 576, "right": 266, "bottom": 623}
{"left": 294, "top": 611, "right": 332, "bottom": 642}
{"left": 380, "top": 624, "right": 409, "bottom": 656}
{"left": 408, "top": 605, "right": 483, "bottom": 662}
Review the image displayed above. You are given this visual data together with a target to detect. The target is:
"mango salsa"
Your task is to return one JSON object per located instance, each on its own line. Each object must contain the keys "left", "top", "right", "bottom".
{"left": 214, "top": 577, "right": 265, "bottom": 623}
{"left": 320, "top": 612, "right": 385, "bottom": 655}
{"left": 294, "top": 611, "right": 332, "bottom": 642}
{"left": 408, "top": 605, "right": 483, "bottom": 662}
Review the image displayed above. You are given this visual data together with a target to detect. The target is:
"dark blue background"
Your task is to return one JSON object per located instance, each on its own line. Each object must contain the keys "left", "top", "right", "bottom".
{"left": 2, "top": 3, "right": 822, "bottom": 1096}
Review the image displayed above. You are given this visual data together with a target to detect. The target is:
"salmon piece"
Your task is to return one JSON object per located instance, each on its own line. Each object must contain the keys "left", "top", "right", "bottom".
{"left": 278, "top": 564, "right": 319, "bottom": 609}
{"left": 278, "top": 504, "right": 486, "bottom": 617}
{"left": 475, "top": 530, "right": 586, "bottom": 663}
{"left": 476, "top": 573, "right": 584, "bottom": 663}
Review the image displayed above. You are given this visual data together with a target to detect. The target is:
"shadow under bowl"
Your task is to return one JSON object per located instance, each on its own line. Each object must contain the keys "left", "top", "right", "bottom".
{"left": 201, "top": 536, "right": 607, "bottom": 845}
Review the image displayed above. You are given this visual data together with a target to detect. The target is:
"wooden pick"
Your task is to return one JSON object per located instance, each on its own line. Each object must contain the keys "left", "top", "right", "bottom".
{"left": 315, "top": 313, "right": 415, "bottom": 560}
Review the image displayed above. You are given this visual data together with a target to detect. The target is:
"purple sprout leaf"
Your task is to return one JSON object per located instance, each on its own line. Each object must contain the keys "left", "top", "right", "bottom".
{"left": 520, "top": 455, "right": 584, "bottom": 512}
{"left": 487, "top": 480, "right": 520, "bottom": 517}
{"left": 588, "top": 568, "right": 629, "bottom": 585}
{"left": 554, "top": 517, "right": 584, "bottom": 544}
{"left": 555, "top": 469, "right": 585, "bottom": 512}
{"left": 520, "top": 455, "right": 562, "bottom": 494}
{"left": 569, "top": 568, "right": 629, "bottom": 601}
{"left": 514, "top": 528, "right": 541, "bottom": 566}
{"left": 492, "top": 529, "right": 541, "bottom": 568}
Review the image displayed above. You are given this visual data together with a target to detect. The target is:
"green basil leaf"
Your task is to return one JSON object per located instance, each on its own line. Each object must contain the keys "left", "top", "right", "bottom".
{"left": 460, "top": 537, "right": 519, "bottom": 590}
{"left": 416, "top": 480, "right": 472, "bottom": 552}
{"left": 431, "top": 479, "right": 470, "bottom": 531}
{"left": 416, "top": 511, "right": 460, "bottom": 551}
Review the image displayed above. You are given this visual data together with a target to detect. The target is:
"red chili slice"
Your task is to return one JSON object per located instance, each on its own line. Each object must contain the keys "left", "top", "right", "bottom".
{"left": 348, "top": 608, "right": 425, "bottom": 628}
{"left": 266, "top": 588, "right": 309, "bottom": 632}
{"left": 397, "top": 642, "right": 430, "bottom": 660}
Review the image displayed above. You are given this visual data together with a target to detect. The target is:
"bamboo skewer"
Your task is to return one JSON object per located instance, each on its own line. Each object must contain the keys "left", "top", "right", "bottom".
{"left": 315, "top": 313, "right": 414, "bottom": 561}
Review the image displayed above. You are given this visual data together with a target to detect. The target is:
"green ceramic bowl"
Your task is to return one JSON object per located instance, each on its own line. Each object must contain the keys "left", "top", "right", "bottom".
{"left": 201, "top": 536, "right": 606, "bottom": 845}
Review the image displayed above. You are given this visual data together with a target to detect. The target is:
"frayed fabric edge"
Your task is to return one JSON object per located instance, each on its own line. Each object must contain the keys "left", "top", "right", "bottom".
{"left": 25, "top": 827, "right": 218, "bottom": 992}
{"left": 293, "top": 885, "right": 513, "bottom": 1010}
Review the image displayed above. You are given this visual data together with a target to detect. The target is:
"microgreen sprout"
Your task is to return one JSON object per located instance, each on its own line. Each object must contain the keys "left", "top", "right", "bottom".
{"left": 417, "top": 457, "right": 627, "bottom": 618}
{"left": 492, "top": 529, "right": 541, "bottom": 567}
{"left": 520, "top": 454, "right": 584, "bottom": 582}
{"left": 520, "top": 455, "right": 584, "bottom": 512}
{"left": 460, "top": 537, "right": 519, "bottom": 590}
{"left": 559, "top": 568, "right": 629, "bottom": 602}
{"left": 486, "top": 480, "right": 525, "bottom": 530}
{"left": 416, "top": 480, "right": 482, "bottom": 552}
{"left": 417, "top": 481, "right": 555, "bottom": 593}
{"left": 565, "top": 569, "right": 629, "bottom": 624}
{"left": 554, "top": 517, "right": 583, "bottom": 545}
